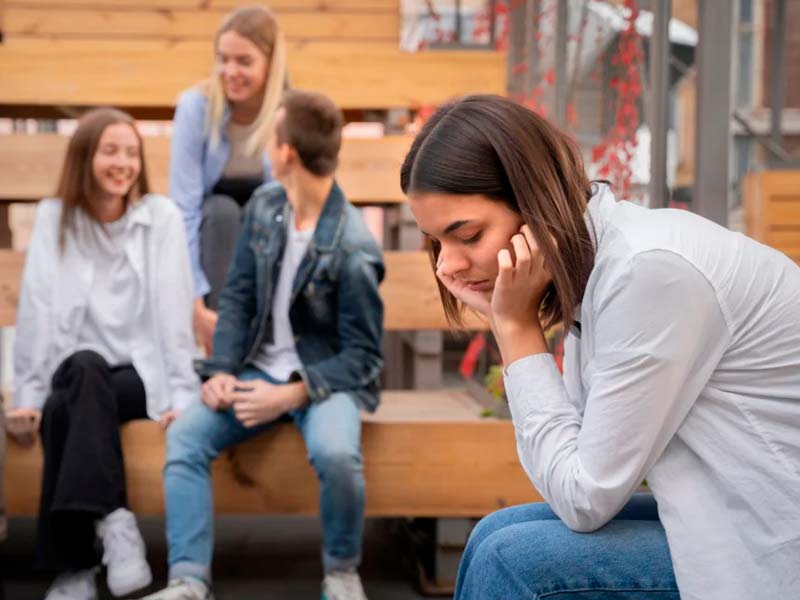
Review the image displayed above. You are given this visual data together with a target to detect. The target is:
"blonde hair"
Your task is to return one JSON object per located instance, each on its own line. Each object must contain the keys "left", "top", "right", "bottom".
{"left": 203, "top": 6, "right": 287, "bottom": 156}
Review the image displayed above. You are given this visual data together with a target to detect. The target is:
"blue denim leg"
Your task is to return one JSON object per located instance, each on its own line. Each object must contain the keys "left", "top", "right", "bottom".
{"left": 164, "top": 366, "right": 276, "bottom": 584}
{"left": 292, "top": 392, "right": 364, "bottom": 573}
{"left": 455, "top": 494, "right": 678, "bottom": 599}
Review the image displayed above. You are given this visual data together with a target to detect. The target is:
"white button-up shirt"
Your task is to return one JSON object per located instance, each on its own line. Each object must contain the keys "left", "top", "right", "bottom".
{"left": 505, "top": 185, "right": 800, "bottom": 599}
{"left": 14, "top": 195, "right": 200, "bottom": 419}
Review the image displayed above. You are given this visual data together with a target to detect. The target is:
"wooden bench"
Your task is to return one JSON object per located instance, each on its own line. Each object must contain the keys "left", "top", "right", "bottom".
{"left": 0, "top": 0, "right": 506, "bottom": 110}
{"left": 2, "top": 250, "right": 540, "bottom": 517}
{"left": 743, "top": 169, "right": 800, "bottom": 264}
{"left": 0, "top": 134, "right": 413, "bottom": 206}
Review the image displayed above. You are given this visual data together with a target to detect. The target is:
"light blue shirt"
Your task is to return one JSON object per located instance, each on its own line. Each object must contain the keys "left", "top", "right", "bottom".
{"left": 169, "top": 88, "right": 272, "bottom": 297}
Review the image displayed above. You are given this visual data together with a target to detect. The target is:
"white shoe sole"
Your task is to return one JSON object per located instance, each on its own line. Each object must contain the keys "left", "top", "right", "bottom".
{"left": 107, "top": 559, "right": 153, "bottom": 597}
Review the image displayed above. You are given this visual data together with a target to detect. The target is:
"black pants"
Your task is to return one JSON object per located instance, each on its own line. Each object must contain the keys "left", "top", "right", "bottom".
{"left": 35, "top": 350, "right": 147, "bottom": 571}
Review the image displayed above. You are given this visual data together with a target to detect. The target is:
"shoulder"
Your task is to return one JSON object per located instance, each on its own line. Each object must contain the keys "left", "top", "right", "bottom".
{"left": 176, "top": 87, "right": 208, "bottom": 112}
{"left": 173, "top": 87, "right": 209, "bottom": 127}
{"left": 36, "top": 198, "right": 64, "bottom": 221}
{"left": 246, "top": 181, "right": 289, "bottom": 219}
{"left": 338, "top": 206, "right": 384, "bottom": 279}
{"left": 139, "top": 194, "right": 183, "bottom": 227}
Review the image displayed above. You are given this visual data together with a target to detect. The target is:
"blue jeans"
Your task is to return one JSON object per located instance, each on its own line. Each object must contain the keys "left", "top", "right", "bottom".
{"left": 456, "top": 494, "right": 679, "bottom": 599}
{"left": 163, "top": 366, "right": 365, "bottom": 584}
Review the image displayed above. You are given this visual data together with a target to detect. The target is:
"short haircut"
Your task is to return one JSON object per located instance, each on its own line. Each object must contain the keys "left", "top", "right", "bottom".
{"left": 276, "top": 89, "right": 344, "bottom": 177}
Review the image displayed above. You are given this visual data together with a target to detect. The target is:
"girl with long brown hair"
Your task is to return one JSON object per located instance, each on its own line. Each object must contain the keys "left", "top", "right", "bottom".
{"left": 169, "top": 5, "right": 288, "bottom": 354}
{"left": 401, "top": 94, "right": 800, "bottom": 600}
{"left": 6, "top": 107, "right": 199, "bottom": 600}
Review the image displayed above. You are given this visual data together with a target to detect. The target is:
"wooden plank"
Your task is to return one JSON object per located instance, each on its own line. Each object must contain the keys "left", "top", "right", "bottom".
{"left": 0, "top": 133, "right": 411, "bottom": 204}
{"left": 6, "top": 0, "right": 399, "bottom": 10}
{"left": 743, "top": 170, "right": 800, "bottom": 264}
{"left": 4, "top": 7, "right": 399, "bottom": 41}
{"left": 0, "top": 39, "right": 506, "bottom": 109}
{"left": 0, "top": 250, "right": 489, "bottom": 331}
{"left": 382, "top": 252, "right": 490, "bottom": 331}
{"left": 6, "top": 390, "right": 539, "bottom": 517}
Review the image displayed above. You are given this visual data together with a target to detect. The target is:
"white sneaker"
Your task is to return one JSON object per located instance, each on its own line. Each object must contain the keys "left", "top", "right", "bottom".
{"left": 96, "top": 508, "right": 153, "bottom": 597}
{"left": 321, "top": 569, "right": 368, "bottom": 600}
{"left": 44, "top": 568, "right": 98, "bottom": 600}
{"left": 137, "top": 578, "right": 214, "bottom": 600}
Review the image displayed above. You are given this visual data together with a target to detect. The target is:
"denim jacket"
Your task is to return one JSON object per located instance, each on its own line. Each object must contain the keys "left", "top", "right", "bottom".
{"left": 169, "top": 88, "right": 272, "bottom": 297}
{"left": 203, "top": 181, "right": 385, "bottom": 411}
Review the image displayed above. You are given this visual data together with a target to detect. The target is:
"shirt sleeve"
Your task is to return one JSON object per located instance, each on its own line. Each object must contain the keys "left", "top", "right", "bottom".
{"left": 169, "top": 91, "right": 211, "bottom": 298}
{"left": 13, "top": 202, "right": 57, "bottom": 410}
{"left": 504, "top": 250, "right": 731, "bottom": 532}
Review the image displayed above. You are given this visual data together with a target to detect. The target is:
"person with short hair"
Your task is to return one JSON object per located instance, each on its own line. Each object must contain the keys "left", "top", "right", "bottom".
{"left": 401, "top": 94, "right": 800, "bottom": 600}
{"left": 170, "top": 6, "right": 288, "bottom": 354}
{"left": 142, "top": 90, "right": 384, "bottom": 600}
{"left": 6, "top": 107, "right": 199, "bottom": 600}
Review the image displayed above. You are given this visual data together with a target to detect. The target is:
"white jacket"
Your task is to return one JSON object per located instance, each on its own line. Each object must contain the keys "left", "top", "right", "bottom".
{"left": 505, "top": 185, "right": 800, "bottom": 599}
{"left": 14, "top": 195, "right": 200, "bottom": 419}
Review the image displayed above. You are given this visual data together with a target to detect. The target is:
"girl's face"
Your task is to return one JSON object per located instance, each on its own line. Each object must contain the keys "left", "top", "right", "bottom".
{"left": 216, "top": 31, "right": 269, "bottom": 105}
{"left": 409, "top": 192, "right": 524, "bottom": 292}
{"left": 91, "top": 123, "right": 141, "bottom": 201}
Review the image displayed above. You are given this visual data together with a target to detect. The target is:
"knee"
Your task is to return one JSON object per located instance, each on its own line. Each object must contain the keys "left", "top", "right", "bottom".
{"left": 202, "top": 195, "right": 241, "bottom": 230}
{"left": 466, "top": 506, "right": 526, "bottom": 554}
{"left": 164, "top": 404, "right": 223, "bottom": 472}
{"left": 308, "top": 445, "right": 362, "bottom": 479}
{"left": 166, "top": 411, "right": 206, "bottom": 467}
{"left": 69, "top": 350, "right": 109, "bottom": 369}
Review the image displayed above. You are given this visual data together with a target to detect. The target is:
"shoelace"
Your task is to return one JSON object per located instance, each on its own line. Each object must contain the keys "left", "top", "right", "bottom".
{"left": 100, "top": 513, "right": 141, "bottom": 566}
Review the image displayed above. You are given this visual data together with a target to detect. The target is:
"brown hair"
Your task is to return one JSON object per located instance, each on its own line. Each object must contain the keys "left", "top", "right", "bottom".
{"left": 205, "top": 5, "right": 287, "bottom": 155}
{"left": 400, "top": 94, "right": 596, "bottom": 331}
{"left": 276, "top": 89, "right": 344, "bottom": 177}
{"left": 55, "top": 107, "right": 149, "bottom": 249}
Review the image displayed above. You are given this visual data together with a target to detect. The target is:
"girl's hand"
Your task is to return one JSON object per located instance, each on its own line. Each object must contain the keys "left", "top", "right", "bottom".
{"left": 491, "top": 225, "right": 552, "bottom": 329}
{"left": 159, "top": 410, "right": 179, "bottom": 430}
{"left": 435, "top": 268, "right": 493, "bottom": 319}
{"left": 5, "top": 407, "right": 41, "bottom": 446}
{"left": 490, "top": 225, "right": 552, "bottom": 366}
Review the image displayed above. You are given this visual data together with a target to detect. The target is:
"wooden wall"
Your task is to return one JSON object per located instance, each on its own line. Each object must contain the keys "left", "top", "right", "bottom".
{"left": 0, "top": 0, "right": 506, "bottom": 109}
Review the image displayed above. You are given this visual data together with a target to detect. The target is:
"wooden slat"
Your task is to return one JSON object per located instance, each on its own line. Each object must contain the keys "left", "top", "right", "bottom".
{"left": 0, "top": 39, "right": 506, "bottom": 109}
{"left": 6, "top": 390, "right": 539, "bottom": 517}
{"left": 6, "top": 0, "right": 399, "bottom": 9}
{"left": 0, "top": 133, "right": 411, "bottom": 204}
{"left": 382, "top": 251, "right": 489, "bottom": 331}
{"left": 0, "top": 250, "right": 489, "bottom": 331}
{"left": 744, "top": 170, "right": 800, "bottom": 264}
{"left": 4, "top": 8, "right": 399, "bottom": 41}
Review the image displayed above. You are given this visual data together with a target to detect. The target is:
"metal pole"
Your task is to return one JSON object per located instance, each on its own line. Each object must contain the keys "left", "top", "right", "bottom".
{"left": 649, "top": 0, "right": 671, "bottom": 208}
{"left": 554, "top": 0, "right": 568, "bottom": 128}
{"left": 693, "top": 0, "right": 735, "bottom": 226}
{"left": 523, "top": 0, "right": 541, "bottom": 98}
{"left": 769, "top": 0, "right": 787, "bottom": 166}
{"left": 507, "top": 0, "right": 527, "bottom": 98}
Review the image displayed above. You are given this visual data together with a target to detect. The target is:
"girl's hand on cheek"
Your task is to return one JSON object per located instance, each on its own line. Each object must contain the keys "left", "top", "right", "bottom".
{"left": 436, "top": 267, "right": 492, "bottom": 319}
{"left": 491, "top": 225, "right": 553, "bottom": 330}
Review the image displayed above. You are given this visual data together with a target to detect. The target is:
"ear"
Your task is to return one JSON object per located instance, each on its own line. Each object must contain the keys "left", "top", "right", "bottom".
{"left": 282, "top": 144, "right": 298, "bottom": 167}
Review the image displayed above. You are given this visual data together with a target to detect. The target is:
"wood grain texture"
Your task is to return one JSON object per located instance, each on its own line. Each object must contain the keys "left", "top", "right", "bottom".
{"left": 4, "top": 8, "right": 399, "bottom": 42}
{"left": 743, "top": 170, "right": 800, "bottom": 263}
{"left": 0, "top": 133, "right": 411, "bottom": 204}
{"left": 0, "top": 38, "right": 505, "bottom": 109}
{"left": 0, "top": 250, "right": 488, "bottom": 331}
{"left": 5, "top": 390, "right": 540, "bottom": 517}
